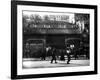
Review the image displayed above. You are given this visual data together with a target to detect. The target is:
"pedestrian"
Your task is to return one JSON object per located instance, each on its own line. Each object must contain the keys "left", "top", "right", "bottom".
{"left": 51, "top": 48, "right": 57, "bottom": 63}
{"left": 25, "top": 42, "right": 30, "bottom": 58}
{"left": 60, "top": 49, "right": 65, "bottom": 61}
{"left": 66, "top": 49, "right": 71, "bottom": 64}
{"left": 41, "top": 48, "right": 46, "bottom": 60}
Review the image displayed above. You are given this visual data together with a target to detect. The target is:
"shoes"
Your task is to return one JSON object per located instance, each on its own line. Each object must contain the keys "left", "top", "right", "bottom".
{"left": 67, "top": 62, "right": 70, "bottom": 64}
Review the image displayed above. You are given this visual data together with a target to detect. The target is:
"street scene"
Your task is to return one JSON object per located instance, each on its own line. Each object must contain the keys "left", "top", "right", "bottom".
{"left": 22, "top": 11, "right": 90, "bottom": 69}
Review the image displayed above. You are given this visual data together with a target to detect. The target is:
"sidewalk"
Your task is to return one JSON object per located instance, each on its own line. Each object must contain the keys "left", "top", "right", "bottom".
{"left": 23, "top": 59, "right": 90, "bottom": 68}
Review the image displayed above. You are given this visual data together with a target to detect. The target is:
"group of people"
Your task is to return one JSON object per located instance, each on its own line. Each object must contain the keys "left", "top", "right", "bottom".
{"left": 41, "top": 47, "right": 71, "bottom": 64}
{"left": 24, "top": 42, "right": 71, "bottom": 64}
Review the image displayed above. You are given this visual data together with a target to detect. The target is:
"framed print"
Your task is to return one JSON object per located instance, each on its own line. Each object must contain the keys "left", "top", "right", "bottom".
{"left": 11, "top": 0, "right": 97, "bottom": 79}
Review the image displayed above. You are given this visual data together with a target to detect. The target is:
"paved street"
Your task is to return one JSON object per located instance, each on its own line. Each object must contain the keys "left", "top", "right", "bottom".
{"left": 23, "top": 59, "right": 90, "bottom": 68}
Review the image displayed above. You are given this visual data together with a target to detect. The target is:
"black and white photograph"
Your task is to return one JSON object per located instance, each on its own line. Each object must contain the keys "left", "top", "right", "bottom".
{"left": 22, "top": 11, "right": 90, "bottom": 69}
{"left": 11, "top": 1, "right": 97, "bottom": 79}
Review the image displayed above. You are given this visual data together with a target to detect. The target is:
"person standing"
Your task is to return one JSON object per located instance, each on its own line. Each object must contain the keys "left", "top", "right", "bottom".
{"left": 41, "top": 48, "right": 46, "bottom": 60}
{"left": 60, "top": 49, "right": 65, "bottom": 61}
{"left": 25, "top": 42, "right": 30, "bottom": 58}
{"left": 51, "top": 48, "right": 57, "bottom": 63}
{"left": 66, "top": 49, "right": 71, "bottom": 64}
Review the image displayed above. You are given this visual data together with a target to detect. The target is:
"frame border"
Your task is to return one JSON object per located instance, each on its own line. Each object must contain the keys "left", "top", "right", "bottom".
{"left": 11, "top": 1, "right": 98, "bottom": 79}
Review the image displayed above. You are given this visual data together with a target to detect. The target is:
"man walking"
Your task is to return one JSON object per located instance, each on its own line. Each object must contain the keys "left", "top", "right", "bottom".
{"left": 51, "top": 48, "right": 57, "bottom": 63}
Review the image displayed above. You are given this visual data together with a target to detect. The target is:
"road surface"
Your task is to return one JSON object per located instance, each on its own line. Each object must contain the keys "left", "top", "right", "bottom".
{"left": 23, "top": 59, "right": 90, "bottom": 69}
